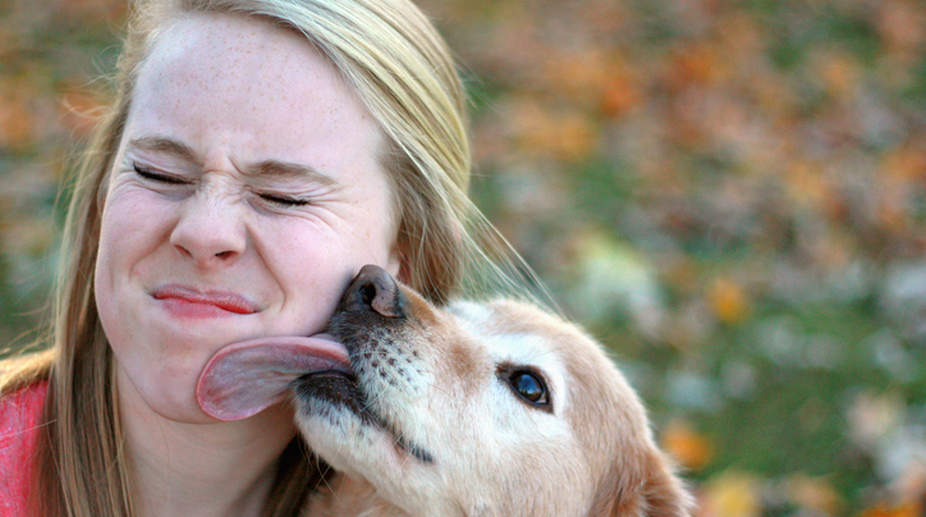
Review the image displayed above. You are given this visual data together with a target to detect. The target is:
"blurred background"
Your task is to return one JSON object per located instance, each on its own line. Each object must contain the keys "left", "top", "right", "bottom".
{"left": 1, "top": 0, "right": 924, "bottom": 515}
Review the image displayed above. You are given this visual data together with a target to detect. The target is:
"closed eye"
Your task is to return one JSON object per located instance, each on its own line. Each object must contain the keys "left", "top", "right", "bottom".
{"left": 133, "top": 162, "right": 310, "bottom": 207}
{"left": 257, "top": 193, "right": 310, "bottom": 206}
{"left": 133, "top": 163, "right": 189, "bottom": 184}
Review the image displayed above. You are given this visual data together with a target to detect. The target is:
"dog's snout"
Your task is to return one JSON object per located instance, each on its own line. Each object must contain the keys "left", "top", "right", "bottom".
{"left": 339, "top": 264, "right": 405, "bottom": 318}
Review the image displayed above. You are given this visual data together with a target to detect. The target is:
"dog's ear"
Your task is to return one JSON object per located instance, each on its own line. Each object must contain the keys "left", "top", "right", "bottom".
{"left": 594, "top": 447, "right": 693, "bottom": 517}
{"left": 635, "top": 449, "right": 693, "bottom": 517}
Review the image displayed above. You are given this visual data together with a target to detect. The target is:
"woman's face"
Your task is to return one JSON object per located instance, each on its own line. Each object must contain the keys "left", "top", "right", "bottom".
{"left": 94, "top": 13, "right": 400, "bottom": 423}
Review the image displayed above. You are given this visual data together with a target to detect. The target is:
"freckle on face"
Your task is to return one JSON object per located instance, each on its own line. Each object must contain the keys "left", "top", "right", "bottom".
{"left": 94, "top": 12, "right": 401, "bottom": 423}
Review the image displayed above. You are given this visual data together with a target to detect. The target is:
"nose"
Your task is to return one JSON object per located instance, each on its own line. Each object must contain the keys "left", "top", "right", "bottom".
{"left": 337, "top": 265, "right": 406, "bottom": 319}
{"left": 169, "top": 194, "right": 247, "bottom": 269}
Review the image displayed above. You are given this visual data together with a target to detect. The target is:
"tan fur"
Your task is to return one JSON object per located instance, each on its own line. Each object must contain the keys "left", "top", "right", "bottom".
{"left": 297, "top": 287, "right": 694, "bottom": 516}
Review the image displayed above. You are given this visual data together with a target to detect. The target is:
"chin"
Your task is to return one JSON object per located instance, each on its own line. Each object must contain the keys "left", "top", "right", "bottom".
{"left": 114, "top": 359, "right": 213, "bottom": 423}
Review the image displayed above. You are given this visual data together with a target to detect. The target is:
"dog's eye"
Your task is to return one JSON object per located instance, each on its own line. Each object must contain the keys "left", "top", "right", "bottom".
{"left": 507, "top": 369, "right": 550, "bottom": 409}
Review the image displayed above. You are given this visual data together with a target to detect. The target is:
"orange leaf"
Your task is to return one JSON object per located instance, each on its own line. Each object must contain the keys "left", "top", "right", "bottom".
{"left": 708, "top": 278, "right": 749, "bottom": 325}
{"left": 700, "top": 471, "right": 761, "bottom": 517}
{"left": 0, "top": 92, "right": 35, "bottom": 149}
{"left": 600, "top": 75, "right": 639, "bottom": 119}
{"left": 662, "top": 419, "right": 715, "bottom": 470}
{"left": 857, "top": 502, "right": 923, "bottom": 517}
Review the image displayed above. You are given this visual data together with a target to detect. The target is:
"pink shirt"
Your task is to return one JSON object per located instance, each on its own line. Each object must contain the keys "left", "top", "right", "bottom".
{"left": 0, "top": 381, "right": 47, "bottom": 517}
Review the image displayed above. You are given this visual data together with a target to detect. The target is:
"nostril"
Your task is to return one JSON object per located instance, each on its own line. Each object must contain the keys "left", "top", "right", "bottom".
{"left": 215, "top": 250, "right": 236, "bottom": 260}
{"left": 359, "top": 282, "right": 377, "bottom": 307}
{"left": 338, "top": 265, "right": 406, "bottom": 319}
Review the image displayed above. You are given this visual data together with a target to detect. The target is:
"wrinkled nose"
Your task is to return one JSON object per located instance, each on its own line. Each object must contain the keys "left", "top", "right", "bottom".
{"left": 338, "top": 265, "right": 406, "bottom": 318}
{"left": 169, "top": 195, "right": 246, "bottom": 269}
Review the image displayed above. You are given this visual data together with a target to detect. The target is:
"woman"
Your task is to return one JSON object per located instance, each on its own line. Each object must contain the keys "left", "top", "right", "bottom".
{"left": 0, "top": 0, "right": 528, "bottom": 515}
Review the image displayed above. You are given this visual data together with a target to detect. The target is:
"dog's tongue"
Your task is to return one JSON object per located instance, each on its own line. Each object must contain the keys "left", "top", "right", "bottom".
{"left": 196, "top": 334, "right": 349, "bottom": 421}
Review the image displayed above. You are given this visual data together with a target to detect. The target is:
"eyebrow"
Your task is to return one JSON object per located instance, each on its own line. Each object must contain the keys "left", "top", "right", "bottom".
{"left": 244, "top": 160, "right": 337, "bottom": 187}
{"left": 127, "top": 135, "right": 338, "bottom": 186}
{"left": 130, "top": 136, "right": 198, "bottom": 163}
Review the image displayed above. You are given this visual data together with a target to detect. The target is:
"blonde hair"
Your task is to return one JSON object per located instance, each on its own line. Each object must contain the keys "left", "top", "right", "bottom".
{"left": 0, "top": 0, "right": 543, "bottom": 515}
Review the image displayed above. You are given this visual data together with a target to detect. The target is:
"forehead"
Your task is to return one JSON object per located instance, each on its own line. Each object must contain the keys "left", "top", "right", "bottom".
{"left": 127, "top": 12, "right": 384, "bottom": 173}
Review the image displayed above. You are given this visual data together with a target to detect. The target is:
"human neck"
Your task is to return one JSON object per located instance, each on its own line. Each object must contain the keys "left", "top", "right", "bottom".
{"left": 117, "top": 370, "right": 296, "bottom": 517}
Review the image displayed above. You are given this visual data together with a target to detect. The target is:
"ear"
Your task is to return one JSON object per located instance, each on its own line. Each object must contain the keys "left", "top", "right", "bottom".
{"left": 636, "top": 449, "right": 693, "bottom": 517}
{"left": 597, "top": 448, "right": 694, "bottom": 517}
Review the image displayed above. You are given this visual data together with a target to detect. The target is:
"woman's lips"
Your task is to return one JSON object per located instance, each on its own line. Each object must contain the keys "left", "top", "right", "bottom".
{"left": 151, "top": 285, "right": 259, "bottom": 317}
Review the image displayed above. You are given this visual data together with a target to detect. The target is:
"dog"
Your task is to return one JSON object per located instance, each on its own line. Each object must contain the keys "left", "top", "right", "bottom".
{"left": 197, "top": 265, "right": 693, "bottom": 516}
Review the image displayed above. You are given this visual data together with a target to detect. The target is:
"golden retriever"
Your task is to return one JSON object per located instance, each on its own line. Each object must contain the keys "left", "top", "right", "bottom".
{"left": 197, "top": 265, "right": 693, "bottom": 516}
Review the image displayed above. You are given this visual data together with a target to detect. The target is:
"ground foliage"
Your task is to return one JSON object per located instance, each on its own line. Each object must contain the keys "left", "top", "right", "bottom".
{"left": 0, "top": 0, "right": 924, "bottom": 515}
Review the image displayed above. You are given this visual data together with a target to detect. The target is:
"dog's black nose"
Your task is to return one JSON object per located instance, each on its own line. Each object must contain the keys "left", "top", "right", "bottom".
{"left": 338, "top": 265, "right": 405, "bottom": 319}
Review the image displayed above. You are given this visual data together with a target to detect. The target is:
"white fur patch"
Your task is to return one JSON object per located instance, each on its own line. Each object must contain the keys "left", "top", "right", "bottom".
{"left": 484, "top": 332, "right": 569, "bottom": 416}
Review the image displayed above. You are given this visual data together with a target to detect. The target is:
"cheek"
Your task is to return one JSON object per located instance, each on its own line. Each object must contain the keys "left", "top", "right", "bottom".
{"left": 254, "top": 219, "right": 360, "bottom": 334}
{"left": 95, "top": 189, "right": 154, "bottom": 331}
{"left": 97, "top": 189, "right": 169, "bottom": 279}
{"left": 262, "top": 205, "right": 397, "bottom": 301}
